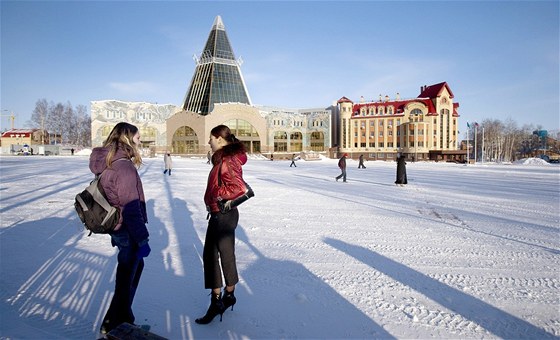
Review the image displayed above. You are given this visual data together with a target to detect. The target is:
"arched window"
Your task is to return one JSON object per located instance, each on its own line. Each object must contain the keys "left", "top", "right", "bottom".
{"left": 172, "top": 126, "right": 198, "bottom": 154}
{"left": 222, "top": 119, "right": 260, "bottom": 153}
{"left": 290, "top": 132, "right": 303, "bottom": 152}
{"left": 140, "top": 126, "right": 157, "bottom": 143}
{"left": 101, "top": 125, "right": 114, "bottom": 138}
{"left": 411, "top": 109, "right": 422, "bottom": 116}
{"left": 310, "top": 131, "right": 324, "bottom": 151}
{"left": 274, "top": 131, "right": 287, "bottom": 152}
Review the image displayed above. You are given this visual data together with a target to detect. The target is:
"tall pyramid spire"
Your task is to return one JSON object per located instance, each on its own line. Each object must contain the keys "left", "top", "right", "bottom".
{"left": 182, "top": 15, "right": 252, "bottom": 115}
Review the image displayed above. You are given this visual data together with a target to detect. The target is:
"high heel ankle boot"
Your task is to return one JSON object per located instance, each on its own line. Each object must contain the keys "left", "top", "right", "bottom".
{"left": 195, "top": 292, "right": 224, "bottom": 324}
{"left": 222, "top": 289, "right": 237, "bottom": 311}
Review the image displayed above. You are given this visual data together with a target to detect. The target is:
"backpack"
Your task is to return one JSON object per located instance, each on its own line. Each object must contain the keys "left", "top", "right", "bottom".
{"left": 74, "top": 170, "right": 120, "bottom": 236}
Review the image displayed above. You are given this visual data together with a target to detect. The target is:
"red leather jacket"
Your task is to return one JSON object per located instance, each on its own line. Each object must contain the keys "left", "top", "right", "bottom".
{"left": 204, "top": 143, "right": 248, "bottom": 213}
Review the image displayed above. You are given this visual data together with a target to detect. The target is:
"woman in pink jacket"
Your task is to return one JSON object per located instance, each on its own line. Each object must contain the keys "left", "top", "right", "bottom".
{"left": 89, "top": 122, "right": 150, "bottom": 335}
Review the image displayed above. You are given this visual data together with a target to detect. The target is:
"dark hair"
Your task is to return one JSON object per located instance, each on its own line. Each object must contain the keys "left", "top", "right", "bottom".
{"left": 103, "top": 122, "right": 142, "bottom": 167}
{"left": 210, "top": 124, "right": 246, "bottom": 156}
{"left": 210, "top": 124, "right": 239, "bottom": 144}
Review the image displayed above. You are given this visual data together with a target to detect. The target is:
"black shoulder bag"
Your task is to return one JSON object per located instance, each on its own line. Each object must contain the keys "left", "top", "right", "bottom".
{"left": 217, "top": 159, "right": 254, "bottom": 213}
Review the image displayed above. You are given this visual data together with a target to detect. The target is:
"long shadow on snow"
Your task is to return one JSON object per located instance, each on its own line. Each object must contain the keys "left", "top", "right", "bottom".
{"left": 0, "top": 214, "right": 116, "bottom": 339}
{"left": 0, "top": 173, "right": 92, "bottom": 214}
{"left": 324, "top": 237, "right": 556, "bottom": 339}
{"left": 232, "top": 226, "right": 395, "bottom": 339}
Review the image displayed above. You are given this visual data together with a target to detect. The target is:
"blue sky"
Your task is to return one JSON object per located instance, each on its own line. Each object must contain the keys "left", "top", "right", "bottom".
{"left": 1, "top": 1, "right": 558, "bottom": 133}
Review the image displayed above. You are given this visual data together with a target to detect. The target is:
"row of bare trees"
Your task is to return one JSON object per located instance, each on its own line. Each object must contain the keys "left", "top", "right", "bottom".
{"left": 468, "top": 118, "right": 559, "bottom": 162}
{"left": 28, "top": 99, "right": 91, "bottom": 147}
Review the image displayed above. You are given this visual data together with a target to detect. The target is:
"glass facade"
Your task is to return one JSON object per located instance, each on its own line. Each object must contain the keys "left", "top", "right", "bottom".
{"left": 183, "top": 16, "right": 250, "bottom": 115}
{"left": 223, "top": 119, "right": 260, "bottom": 153}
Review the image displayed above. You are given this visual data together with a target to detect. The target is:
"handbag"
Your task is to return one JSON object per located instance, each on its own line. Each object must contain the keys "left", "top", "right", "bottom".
{"left": 217, "top": 159, "right": 254, "bottom": 213}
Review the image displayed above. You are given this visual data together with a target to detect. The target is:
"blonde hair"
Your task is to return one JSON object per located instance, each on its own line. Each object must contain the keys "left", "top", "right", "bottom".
{"left": 103, "top": 122, "right": 143, "bottom": 167}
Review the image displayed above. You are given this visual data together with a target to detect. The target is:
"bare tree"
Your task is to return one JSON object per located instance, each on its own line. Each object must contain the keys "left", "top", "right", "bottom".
{"left": 30, "top": 99, "right": 91, "bottom": 146}
{"left": 29, "top": 99, "right": 50, "bottom": 131}
{"left": 75, "top": 104, "right": 91, "bottom": 146}
{"left": 47, "top": 103, "right": 65, "bottom": 144}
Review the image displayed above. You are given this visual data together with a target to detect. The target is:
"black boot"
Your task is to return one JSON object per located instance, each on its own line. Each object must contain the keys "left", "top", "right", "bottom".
{"left": 195, "top": 292, "right": 224, "bottom": 324}
{"left": 222, "top": 289, "right": 236, "bottom": 311}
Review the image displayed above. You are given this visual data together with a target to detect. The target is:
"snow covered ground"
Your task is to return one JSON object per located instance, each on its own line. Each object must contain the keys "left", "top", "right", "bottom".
{"left": 0, "top": 155, "right": 558, "bottom": 339}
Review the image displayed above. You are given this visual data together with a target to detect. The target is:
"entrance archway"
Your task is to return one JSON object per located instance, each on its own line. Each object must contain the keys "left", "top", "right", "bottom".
{"left": 172, "top": 126, "right": 199, "bottom": 154}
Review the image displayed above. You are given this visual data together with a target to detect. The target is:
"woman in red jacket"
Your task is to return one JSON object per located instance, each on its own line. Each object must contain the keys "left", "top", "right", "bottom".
{"left": 196, "top": 124, "right": 248, "bottom": 324}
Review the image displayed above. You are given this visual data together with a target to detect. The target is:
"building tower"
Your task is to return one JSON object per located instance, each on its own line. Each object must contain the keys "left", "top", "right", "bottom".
{"left": 182, "top": 15, "right": 252, "bottom": 115}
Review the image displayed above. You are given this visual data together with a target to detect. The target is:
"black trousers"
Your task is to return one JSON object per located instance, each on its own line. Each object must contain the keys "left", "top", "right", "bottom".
{"left": 203, "top": 209, "right": 239, "bottom": 289}
{"left": 102, "top": 231, "right": 144, "bottom": 331}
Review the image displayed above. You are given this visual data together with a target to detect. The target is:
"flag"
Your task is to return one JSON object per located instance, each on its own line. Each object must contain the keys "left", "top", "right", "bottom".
{"left": 474, "top": 122, "right": 479, "bottom": 127}
{"left": 467, "top": 122, "right": 470, "bottom": 128}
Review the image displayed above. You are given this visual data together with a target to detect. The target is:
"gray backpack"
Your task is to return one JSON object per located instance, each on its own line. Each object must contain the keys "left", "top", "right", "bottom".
{"left": 74, "top": 170, "right": 119, "bottom": 236}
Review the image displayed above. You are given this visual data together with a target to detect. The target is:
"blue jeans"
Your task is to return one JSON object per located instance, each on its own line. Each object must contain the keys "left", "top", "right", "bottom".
{"left": 336, "top": 169, "right": 347, "bottom": 182}
{"left": 101, "top": 230, "right": 144, "bottom": 332}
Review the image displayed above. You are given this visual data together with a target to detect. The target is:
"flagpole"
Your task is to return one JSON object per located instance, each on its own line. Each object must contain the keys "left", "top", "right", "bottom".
{"left": 482, "top": 127, "right": 485, "bottom": 164}
{"left": 474, "top": 123, "right": 477, "bottom": 164}
{"left": 466, "top": 123, "right": 469, "bottom": 164}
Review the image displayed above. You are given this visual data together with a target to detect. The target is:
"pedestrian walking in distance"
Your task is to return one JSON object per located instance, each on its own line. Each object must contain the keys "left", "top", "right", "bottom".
{"left": 358, "top": 154, "right": 366, "bottom": 169}
{"left": 163, "top": 152, "right": 172, "bottom": 175}
{"left": 335, "top": 153, "right": 347, "bottom": 182}
{"left": 290, "top": 153, "right": 297, "bottom": 167}
{"left": 395, "top": 153, "right": 408, "bottom": 186}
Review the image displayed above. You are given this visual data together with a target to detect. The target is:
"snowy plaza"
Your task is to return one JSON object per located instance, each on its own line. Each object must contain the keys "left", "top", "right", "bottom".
{"left": 0, "top": 155, "right": 559, "bottom": 339}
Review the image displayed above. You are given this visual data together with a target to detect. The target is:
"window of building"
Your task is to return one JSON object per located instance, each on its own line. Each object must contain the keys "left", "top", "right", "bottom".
{"left": 172, "top": 126, "right": 198, "bottom": 154}
{"left": 290, "top": 132, "right": 303, "bottom": 152}
{"left": 274, "top": 131, "right": 288, "bottom": 152}
{"left": 310, "top": 131, "right": 324, "bottom": 151}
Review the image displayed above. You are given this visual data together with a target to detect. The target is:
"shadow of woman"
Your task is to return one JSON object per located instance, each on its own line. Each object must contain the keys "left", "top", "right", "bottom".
{"left": 226, "top": 225, "right": 395, "bottom": 339}
{"left": 324, "top": 237, "right": 555, "bottom": 339}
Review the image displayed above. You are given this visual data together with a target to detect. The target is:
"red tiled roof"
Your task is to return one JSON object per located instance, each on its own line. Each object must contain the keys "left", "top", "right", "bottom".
{"left": 348, "top": 82, "right": 458, "bottom": 118}
{"left": 1, "top": 129, "right": 37, "bottom": 138}
{"left": 418, "top": 82, "right": 454, "bottom": 99}
{"left": 351, "top": 97, "right": 437, "bottom": 118}
{"left": 453, "top": 102, "right": 460, "bottom": 117}
{"left": 337, "top": 96, "right": 353, "bottom": 103}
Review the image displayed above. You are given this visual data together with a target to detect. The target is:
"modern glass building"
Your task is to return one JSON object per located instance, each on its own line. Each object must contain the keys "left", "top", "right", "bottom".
{"left": 182, "top": 16, "right": 251, "bottom": 115}
{"left": 90, "top": 16, "right": 333, "bottom": 157}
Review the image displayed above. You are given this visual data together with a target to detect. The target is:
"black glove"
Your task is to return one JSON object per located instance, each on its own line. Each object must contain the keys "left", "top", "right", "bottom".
{"left": 218, "top": 182, "right": 255, "bottom": 213}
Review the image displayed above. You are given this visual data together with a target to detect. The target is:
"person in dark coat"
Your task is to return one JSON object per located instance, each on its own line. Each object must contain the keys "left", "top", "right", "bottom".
{"left": 196, "top": 124, "right": 248, "bottom": 324}
{"left": 89, "top": 122, "right": 150, "bottom": 335}
{"left": 335, "top": 153, "right": 347, "bottom": 182}
{"left": 395, "top": 153, "right": 408, "bottom": 185}
{"left": 358, "top": 154, "right": 366, "bottom": 169}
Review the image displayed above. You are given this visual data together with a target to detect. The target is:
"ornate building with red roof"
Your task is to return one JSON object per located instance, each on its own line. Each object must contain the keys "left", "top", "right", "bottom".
{"left": 336, "top": 82, "right": 465, "bottom": 162}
